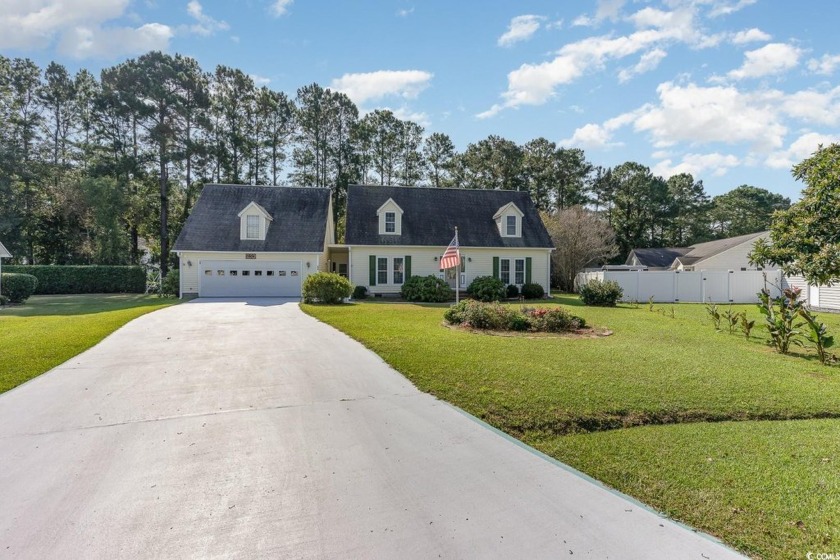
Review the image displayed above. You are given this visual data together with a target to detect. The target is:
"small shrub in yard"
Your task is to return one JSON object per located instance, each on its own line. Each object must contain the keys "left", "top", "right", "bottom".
{"left": 0, "top": 294, "right": 8, "bottom": 306}
{"left": 579, "top": 279, "right": 623, "bottom": 307}
{"left": 444, "top": 301, "right": 584, "bottom": 333}
{"left": 521, "top": 283, "right": 545, "bottom": 299}
{"left": 467, "top": 276, "right": 505, "bottom": 302}
{"left": 303, "top": 272, "right": 353, "bottom": 304}
{"left": 401, "top": 275, "right": 453, "bottom": 302}
{"left": 352, "top": 285, "right": 368, "bottom": 300}
{"left": 740, "top": 313, "right": 756, "bottom": 339}
{"left": 524, "top": 306, "right": 585, "bottom": 332}
{"left": 442, "top": 300, "right": 469, "bottom": 324}
{"left": 506, "top": 284, "right": 520, "bottom": 298}
{"left": 461, "top": 300, "right": 517, "bottom": 330}
{"left": 1, "top": 273, "right": 38, "bottom": 303}
{"left": 799, "top": 308, "right": 836, "bottom": 365}
{"left": 757, "top": 287, "right": 804, "bottom": 354}
{"left": 160, "top": 270, "right": 179, "bottom": 297}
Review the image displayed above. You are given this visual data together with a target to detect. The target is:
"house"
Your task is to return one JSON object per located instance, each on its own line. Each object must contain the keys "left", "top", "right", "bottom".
{"left": 342, "top": 184, "right": 554, "bottom": 296}
{"left": 626, "top": 231, "right": 775, "bottom": 272}
{"left": 173, "top": 184, "right": 334, "bottom": 298}
{"left": 0, "top": 241, "right": 11, "bottom": 297}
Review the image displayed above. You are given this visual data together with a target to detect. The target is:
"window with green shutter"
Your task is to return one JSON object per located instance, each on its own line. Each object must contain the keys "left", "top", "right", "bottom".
{"left": 369, "top": 255, "right": 376, "bottom": 286}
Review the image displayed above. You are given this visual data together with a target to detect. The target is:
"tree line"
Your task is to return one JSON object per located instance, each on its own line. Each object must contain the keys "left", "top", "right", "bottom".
{"left": 0, "top": 51, "right": 791, "bottom": 277}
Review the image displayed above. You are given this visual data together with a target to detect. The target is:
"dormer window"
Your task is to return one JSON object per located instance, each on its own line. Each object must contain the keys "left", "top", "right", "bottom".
{"left": 493, "top": 202, "right": 524, "bottom": 238}
{"left": 246, "top": 215, "right": 260, "bottom": 239}
{"left": 506, "top": 215, "right": 516, "bottom": 236}
{"left": 237, "top": 201, "right": 273, "bottom": 241}
{"left": 377, "top": 198, "right": 404, "bottom": 235}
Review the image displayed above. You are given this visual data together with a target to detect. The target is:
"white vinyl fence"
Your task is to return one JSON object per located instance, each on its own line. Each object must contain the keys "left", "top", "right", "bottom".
{"left": 575, "top": 270, "right": 784, "bottom": 303}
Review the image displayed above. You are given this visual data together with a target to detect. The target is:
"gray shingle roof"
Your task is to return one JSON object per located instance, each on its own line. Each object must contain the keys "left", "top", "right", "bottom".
{"left": 173, "top": 184, "right": 331, "bottom": 253}
{"left": 344, "top": 185, "right": 553, "bottom": 248}
{"left": 627, "top": 247, "right": 690, "bottom": 268}
{"left": 0, "top": 242, "right": 11, "bottom": 258}
{"left": 628, "top": 231, "right": 767, "bottom": 268}
{"left": 681, "top": 231, "right": 766, "bottom": 260}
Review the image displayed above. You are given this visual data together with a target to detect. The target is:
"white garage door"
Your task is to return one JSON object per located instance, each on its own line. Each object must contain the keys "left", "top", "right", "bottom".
{"left": 200, "top": 260, "right": 301, "bottom": 297}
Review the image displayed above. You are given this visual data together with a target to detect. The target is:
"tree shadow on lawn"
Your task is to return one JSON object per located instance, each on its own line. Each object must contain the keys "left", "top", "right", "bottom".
{"left": 1, "top": 294, "right": 175, "bottom": 317}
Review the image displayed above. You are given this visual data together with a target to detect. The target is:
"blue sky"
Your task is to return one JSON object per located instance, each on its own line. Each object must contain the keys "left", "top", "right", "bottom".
{"left": 3, "top": 0, "right": 839, "bottom": 200}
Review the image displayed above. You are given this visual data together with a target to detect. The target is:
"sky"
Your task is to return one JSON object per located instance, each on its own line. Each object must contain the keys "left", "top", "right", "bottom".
{"left": 2, "top": 0, "right": 839, "bottom": 200}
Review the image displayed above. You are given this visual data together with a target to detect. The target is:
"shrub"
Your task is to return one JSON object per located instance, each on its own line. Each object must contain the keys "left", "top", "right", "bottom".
{"left": 443, "top": 300, "right": 469, "bottom": 324}
{"left": 462, "top": 300, "right": 517, "bottom": 330}
{"left": 579, "top": 279, "right": 623, "bottom": 307}
{"left": 0, "top": 294, "right": 8, "bottom": 306}
{"left": 506, "top": 284, "right": 520, "bottom": 298}
{"left": 352, "top": 285, "right": 368, "bottom": 300}
{"left": 161, "top": 270, "right": 179, "bottom": 297}
{"left": 4, "top": 265, "right": 145, "bottom": 294}
{"left": 302, "top": 272, "right": 353, "bottom": 304}
{"left": 757, "top": 287, "right": 804, "bottom": 355}
{"left": 524, "top": 306, "right": 585, "bottom": 332}
{"left": 1, "top": 273, "right": 38, "bottom": 303}
{"left": 467, "top": 276, "right": 505, "bottom": 302}
{"left": 521, "top": 283, "right": 545, "bottom": 299}
{"left": 400, "top": 275, "right": 453, "bottom": 302}
{"left": 445, "top": 301, "right": 585, "bottom": 333}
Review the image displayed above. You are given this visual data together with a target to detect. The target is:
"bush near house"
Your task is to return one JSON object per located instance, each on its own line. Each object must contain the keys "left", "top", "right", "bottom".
{"left": 160, "top": 270, "right": 179, "bottom": 297}
{"left": 400, "top": 275, "right": 452, "bottom": 303}
{"left": 1, "top": 273, "right": 38, "bottom": 303}
{"left": 579, "top": 279, "right": 623, "bottom": 307}
{"left": 444, "top": 300, "right": 584, "bottom": 333}
{"left": 467, "top": 275, "right": 506, "bottom": 302}
{"left": 506, "top": 284, "right": 520, "bottom": 298}
{"left": 521, "top": 282, "right": 545, "bottom": 299}
{"left": 353, "top": 285, "right": 368, "bottom": 300}
{"left": 302, "top": 272, "right": 353, "bottom": 304}
{"left": 4, "top": 265, "right": 145, "bottom": 294}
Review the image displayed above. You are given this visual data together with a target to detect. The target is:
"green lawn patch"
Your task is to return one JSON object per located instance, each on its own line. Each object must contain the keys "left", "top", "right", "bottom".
{"left": 302, "top": 296, "right": 840, "bottom": 557}
{"left": 0, "top": 294, "right": 177, "bottom": 393}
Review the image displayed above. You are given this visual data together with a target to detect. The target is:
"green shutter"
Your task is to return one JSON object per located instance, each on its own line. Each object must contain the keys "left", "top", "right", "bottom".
{"left": 492, "top": 257, "right": 499, "bottom": 279}
{"left": 369, "top": 255, "right": 376, "bottom": 286}
{"left": 405, "top": 255, "right": 412, "bottom": 280}
{"left": 525, "top": 257, "right": 532, "bottom": 284}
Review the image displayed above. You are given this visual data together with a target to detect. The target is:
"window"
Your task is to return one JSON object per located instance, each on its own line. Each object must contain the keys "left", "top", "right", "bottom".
{"left": 267, "top": 270, "right": 274, "bottom": 276}
{"left": 279, "top": 270, "right": 287, "bottom": 276}
{"left": 230, "top": 270, "right": 238, "bottom": 276}
{"left": 393, "top": 257, "right": 404, "bottom": 285}
{"left": 217, "top": 270, "right": 225, "bottom": 276}
{"left": 338, "top": 263, "right": 348, "bottom": 277}
{"left": 506, "top": 215, "right": 516, "bottom": 236}
{"left": 242, "top": 270, "right": 250, "bottom": 276}
{"left": 377, "top": 257, "right": 388, "bottom": 284}
{"left": 204, "top": 270, "right": 212, "bottom": 276}
{"left": 255, "top": 270, "right": 262, "bottom": 276}
{"left": 385, "top": 212, "right": 396, "bottom": 233}
{"left": 246, "top": 215, "right": 259, "bottom": 239}
{"left": 514, "top": 259, "right": 525, "bottom": 285}
{"left": 500, "top": 259, "right": 511, "bottom": 284}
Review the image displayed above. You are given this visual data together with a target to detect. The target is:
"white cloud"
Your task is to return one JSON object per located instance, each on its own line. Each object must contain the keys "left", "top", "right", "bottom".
{"left": 618, "top": 48, "right": 667, "bottom": 82}
{"left": 270, "top": 0, "right": 293, "bottom": 17}
{"left": 0, "top": 0, "right": 129, "bottom": 50}
{"left": 185, "top": 0, "right": 229, "bottom": 36}
{"left": 560, "top": 111, "right": 637, "bottom": 148}
{"left": 397, "top": 7, "right": 414, "bottom": 17}
{"left": 779, "top": 87, "right": 840, "bottom": 126}
{"left": 57, "top": 22, "right": 173, "bottom": 58}
{"left": 498, "top": 15, "right": 545, "bottom": 47}
{"left": 808, "top": 53, "right": 840, "bottom": 75}
{"left": 330, "top": 70, "right": 433, "bottom": 105}
{"left": 731, "top": 28, "right": 771, "bottom": 45}
{"left": 727, "top": 43, "right": 803, "bottom": 80}
{"left": 765, "top": 132, "right": 839, "bottom": 169}
{"left": 250, "top": 74, "right": 271, "bottom": 86}
{"left": 382, "top": 106, "right": 430, "bottom": 127}
{"left": 652, "top": 152, "right": 740, "bottom": 178}
{"left": 572, "top": 0, "right": 625, "bottom": 27}
{"left": 706, "top": 0, "right": 758, "bottom": 17}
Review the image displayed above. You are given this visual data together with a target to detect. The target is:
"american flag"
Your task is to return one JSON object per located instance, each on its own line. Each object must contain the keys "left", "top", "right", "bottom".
{"left": 439, "top": 232, "right": 460, "bottom": 270}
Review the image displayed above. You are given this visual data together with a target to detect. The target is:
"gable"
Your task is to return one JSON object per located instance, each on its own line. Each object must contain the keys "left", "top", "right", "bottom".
{"left": 237, "top": 201, "right": 274, "bottom": 241}
{"left": 376, "top": 198, "right": 404, "bottom": 235}
{"left": 344, "top": 185, "right": 553, "bottom": 248}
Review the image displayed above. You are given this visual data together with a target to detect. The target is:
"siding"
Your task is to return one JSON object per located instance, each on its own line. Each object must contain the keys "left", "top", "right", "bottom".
{"left": 349, "top": 246, "right": 551, "bottom": 295}
{"left": 817, "top": 285, "right": 840, "bottom": 310}
{"left": 696, "top": 233, "right": 776, "bottom": 271}
{"left": 177, "top": 251, "right": 323, "bottom": 296}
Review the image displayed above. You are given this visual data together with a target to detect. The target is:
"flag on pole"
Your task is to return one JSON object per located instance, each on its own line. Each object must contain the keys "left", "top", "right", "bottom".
{"left": 440, "top": 230, "right": 460, "bottom": 270}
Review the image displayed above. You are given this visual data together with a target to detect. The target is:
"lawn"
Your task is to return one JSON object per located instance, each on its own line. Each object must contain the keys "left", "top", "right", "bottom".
{"left": 0, "top": 294, "right": 177, "bottom": 393}
{"left": 303, "top": 296, "right": 840, "bottom": 559}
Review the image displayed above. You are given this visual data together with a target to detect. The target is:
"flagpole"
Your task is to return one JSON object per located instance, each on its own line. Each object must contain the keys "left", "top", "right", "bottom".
{"left": 455, "top": 226, "right": 459, "bottom": 304}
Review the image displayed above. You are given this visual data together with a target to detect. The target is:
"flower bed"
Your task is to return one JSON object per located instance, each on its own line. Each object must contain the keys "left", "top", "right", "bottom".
{"left": 443, "top": 300, "right": 586, "bottom": 333}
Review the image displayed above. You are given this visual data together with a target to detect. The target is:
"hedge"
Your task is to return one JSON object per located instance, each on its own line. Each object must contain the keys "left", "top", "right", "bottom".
{"left": 3, "top": 265, "right": 146, "bottom": 294}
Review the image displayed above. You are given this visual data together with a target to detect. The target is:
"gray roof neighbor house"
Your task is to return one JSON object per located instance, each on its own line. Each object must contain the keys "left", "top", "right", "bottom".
{"left": 344, "top": 184, "right": 553, "bottom": 248}
{"left": 627, "top": 231, "right": 768, "bottom": 270}
{"left": 173, "top": 184, "right": 332, "bottom": 253}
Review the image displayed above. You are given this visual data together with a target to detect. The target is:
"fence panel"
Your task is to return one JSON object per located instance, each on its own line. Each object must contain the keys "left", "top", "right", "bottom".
{"left": 635, "top": 272, "right": 675, "bottom": 302}
{"left": 676, "top": 272, "right": 704, "bottom": 302}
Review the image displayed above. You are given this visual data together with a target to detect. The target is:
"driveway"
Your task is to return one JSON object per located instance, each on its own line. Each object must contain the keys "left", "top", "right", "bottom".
{"left": 0, "top": 299, "right": 745, "bottom": 559}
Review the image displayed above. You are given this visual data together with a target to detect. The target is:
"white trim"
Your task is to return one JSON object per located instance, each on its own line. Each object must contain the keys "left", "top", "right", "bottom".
{"left": 376, "top": 198, "right": 404, "bottom": 235}
{"left": 237, "top": 201, "right": 273, "bottom": 221}
{"left": 376, "top": 198, "right": 404, "bottom": 215}
{"left": 344, "top": 244, "right": 553, "bottom": 250}
{"left": 492, "top": 202, "right": 524, "bottom": 220}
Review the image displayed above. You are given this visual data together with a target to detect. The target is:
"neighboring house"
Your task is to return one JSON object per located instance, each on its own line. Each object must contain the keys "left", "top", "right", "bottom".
{"left": 626, "top": 231, "right": 774, "bottom": 272}
{"left": 173, "top": 184, "right": 334, "bottom": 298}
{"left": 343, "top": 184, "right": 554, "bottom": 296}
{"left": 0, "top": 241, "right": 11, "bottom": 297}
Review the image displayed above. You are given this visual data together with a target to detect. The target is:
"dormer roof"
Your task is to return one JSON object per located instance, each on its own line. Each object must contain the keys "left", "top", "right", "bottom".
{"left": 376, "top": 198, "right": 404, "bottom": 215}
{"left": 237, "top": 201, "right": 273, "bottom": 221}
{"left": 493, "top": 202, "right": 524, "bottom": 220}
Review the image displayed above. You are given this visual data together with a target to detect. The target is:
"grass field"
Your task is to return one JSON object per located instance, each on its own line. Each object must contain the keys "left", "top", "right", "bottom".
{"left": 303, "top": 296, "right": 840, "bottom": 559}
{"left": 0, "top": 294, "right": 177, "bottom": 394}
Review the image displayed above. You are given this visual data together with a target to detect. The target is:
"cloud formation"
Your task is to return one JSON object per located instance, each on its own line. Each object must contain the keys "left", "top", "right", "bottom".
{"left": 186, "top": 1, "right": 229, "bottom": 36}
{"left": 270, "top": 0, "right": 293, "bottom": 17}
{"left": 331, "top": 70, "right": 433, "bottom": 105}
{"left": 498, "top": 15, "right": 545, "bottom": 47}
{"left": 727, "top": 43, "right": 803, "bottom": 80}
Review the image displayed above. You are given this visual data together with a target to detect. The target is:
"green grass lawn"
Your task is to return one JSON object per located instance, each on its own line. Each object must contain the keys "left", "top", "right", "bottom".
{"left": 303, "top": 296, "right": 840, "bottom": 558}
{"left": 0, "top": 294, "right": 177, "bottom": 393}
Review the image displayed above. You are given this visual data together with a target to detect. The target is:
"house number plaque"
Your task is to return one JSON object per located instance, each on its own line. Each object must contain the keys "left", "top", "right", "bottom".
{"left": 245, "top": 253, "right": 256, "bottom": 260}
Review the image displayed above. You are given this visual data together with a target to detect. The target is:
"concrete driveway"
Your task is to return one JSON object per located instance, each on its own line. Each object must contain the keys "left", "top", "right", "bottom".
{"left": 0, "top": 299, "right": 745, "bottom": 559}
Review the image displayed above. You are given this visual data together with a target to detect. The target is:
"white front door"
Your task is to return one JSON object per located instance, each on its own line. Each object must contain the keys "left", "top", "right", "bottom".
{"left": 200, "top": 260, "right": 301, "bottom": 297}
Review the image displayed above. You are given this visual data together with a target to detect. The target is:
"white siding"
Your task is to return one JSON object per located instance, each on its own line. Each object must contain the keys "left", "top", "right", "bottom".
{"left": 177, "top": 251, "right": 323, "bottom": 296}
{"left": 348, "top": 246, "right": 551, "bottom": 295}
{"left": 818, "top": 286, "right": 840, "bottom": 310}
{"left": 697, "top": 233, "right": 776, "bottom": 271}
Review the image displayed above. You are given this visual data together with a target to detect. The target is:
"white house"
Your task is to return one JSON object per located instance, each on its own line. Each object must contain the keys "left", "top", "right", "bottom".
{"left": 342, "top": 185, "right": 554, "bottom": 296}
{"left": 173, "top": 184, "right": 334, "bottom": 298}
{"left": 626, "top": 231, "right": 775, "bottom": 272}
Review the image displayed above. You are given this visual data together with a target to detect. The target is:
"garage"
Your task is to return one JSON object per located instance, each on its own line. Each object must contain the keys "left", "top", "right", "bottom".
{"left": 199, "top": 260, "right": 301, "bottom": 297}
